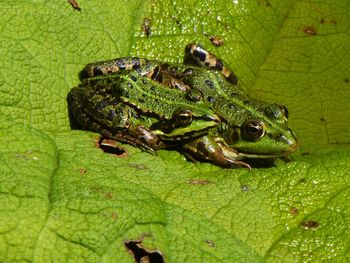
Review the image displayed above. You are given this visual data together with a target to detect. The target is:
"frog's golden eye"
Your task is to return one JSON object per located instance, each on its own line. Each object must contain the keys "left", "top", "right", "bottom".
{"left": 265, "top": 104, "right": 288, "bottom": 120}
{"left": 174, "top": 109, "right": 193, "bottom": 127}
{"left": 243, "top": 120, "right": 265, "bottom": 141}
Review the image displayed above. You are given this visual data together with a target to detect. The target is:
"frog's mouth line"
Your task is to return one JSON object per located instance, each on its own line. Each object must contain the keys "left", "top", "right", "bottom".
{"left": 237, "top": 152, "right": 284, "bottom": 159}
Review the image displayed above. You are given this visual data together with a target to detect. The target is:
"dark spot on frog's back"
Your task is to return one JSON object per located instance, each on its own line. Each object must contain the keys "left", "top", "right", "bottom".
{"left": 108, "top": 109, "right": 117, "bottom": 121}
{"left": 207, "top": 96, "right": 215, "bottom": 103}
{"left": 229, "top": 104, "right": 237, "bottom": 110}
{"left": 205, "top": 79, "right": 214, "bottom": 89}
{"left": 131, "top": 75, "right": 137, "bottom": 82}
{"left": 96, "top": 98, "right": 112, "bottom": 111}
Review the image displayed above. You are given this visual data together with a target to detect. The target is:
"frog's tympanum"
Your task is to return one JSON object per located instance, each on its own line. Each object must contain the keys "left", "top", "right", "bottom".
{"left": 68, "top": 43, "right": 298, "bottom": 168}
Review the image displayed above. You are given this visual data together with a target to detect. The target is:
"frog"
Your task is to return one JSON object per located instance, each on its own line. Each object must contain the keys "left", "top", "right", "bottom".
{"left": 68, "top": 70, "right": 221, "bottom": 154}
{"left": 69, "top": 43, "right": 298, "bottom": 168}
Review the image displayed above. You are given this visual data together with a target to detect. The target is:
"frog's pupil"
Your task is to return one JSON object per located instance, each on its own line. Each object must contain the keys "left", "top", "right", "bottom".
{"left": 243, "top": 120, "right": 265, "bottom": 141}
{"left": 93, "top": 67, "right": 103, "bottom": 76}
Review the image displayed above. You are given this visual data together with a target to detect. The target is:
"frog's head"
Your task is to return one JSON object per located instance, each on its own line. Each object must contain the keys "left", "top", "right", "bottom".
{"left": 222, "top": 103, "right": 299, "bottom": 158}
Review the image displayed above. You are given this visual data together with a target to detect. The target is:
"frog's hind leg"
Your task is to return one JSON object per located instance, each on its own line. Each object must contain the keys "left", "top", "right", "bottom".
{"left": 80, "top": 57, "right": 161, "bottom": 81}
{"left": 67, "top": 85, "right": 165, "bottom": 154}
{"left": 184, "top": 43, "right": 238, "bottom": 85}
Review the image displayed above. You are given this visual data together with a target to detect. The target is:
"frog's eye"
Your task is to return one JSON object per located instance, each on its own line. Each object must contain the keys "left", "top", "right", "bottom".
{"left": 265, "top": 104, "right": 288, "bottom": 120}
{"left": 174, "top": 109, "right": 193, "bottom": 127}
{"left": 243, "top": 120, "right": 265, "bottom": 141}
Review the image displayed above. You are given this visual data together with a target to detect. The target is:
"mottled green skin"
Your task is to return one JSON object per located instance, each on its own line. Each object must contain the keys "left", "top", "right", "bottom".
{"left": 68, "top": 71, "right": 220, "bottom": 147}
{"left": 161, "top": 64, "right": 298, "bottom": 157}
{"left": 68, "top": 43, "right": 298, "bottom": 167}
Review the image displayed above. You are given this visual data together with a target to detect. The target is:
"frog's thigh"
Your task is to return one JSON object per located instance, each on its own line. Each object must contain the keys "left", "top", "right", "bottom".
{"left": 182, "top": 136, "right": 249, "bottom": 168}
{"left": 80, "top": 58, "right": 161, "bottom": 80}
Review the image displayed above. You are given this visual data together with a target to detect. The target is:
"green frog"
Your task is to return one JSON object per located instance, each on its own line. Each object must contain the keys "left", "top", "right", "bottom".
{"left": 68, "top": 44, "right": 298, "bottom": 168}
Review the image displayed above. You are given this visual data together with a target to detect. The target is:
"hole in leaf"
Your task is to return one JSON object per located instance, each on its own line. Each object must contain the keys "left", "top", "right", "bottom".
{"left": 244, "top": 158, "right": 276, "bottom": 168}
{"left": 301, "top": 220, "right": 319, "bottom": 229}
{"left": 125, "top": 240, "right": 164, "bottom": 263}
{"left": 98, "top": 138, "right": 126, "bottom": 156}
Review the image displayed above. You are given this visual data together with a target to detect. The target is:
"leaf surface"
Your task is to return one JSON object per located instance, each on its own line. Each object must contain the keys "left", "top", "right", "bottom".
{"left": 1, "top": 0, "right": 350, "bottom": 262}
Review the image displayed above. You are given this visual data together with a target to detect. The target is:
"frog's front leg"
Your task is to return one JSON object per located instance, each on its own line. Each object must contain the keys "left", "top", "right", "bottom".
{"left": 181, "top": 135, "right": 251, "bottom": 169}
{"left": 184, "top": 43, "right": 238, "bottom": 85}
{"left": 80, "top": 57, "right": 162, "bottom": 81}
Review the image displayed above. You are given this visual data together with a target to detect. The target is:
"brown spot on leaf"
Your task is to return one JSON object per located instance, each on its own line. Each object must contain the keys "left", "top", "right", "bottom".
{"left": 256, "top": 0, "right": 271, "bottom": 7}
{"left": 320, "top": 18, "right": 337, "bottom": 25}
{"left": 302, "top": 26, "right": 317, "bottom": 35}
{"left": 142, "top": 17, "right": 151, "bottom": 37}
{"left": 301, "top": 220, "right": 319, "bottom": 229}
{"left": 104, "top": 192, "right": 115, "bottom": 200}
{"left": 290, "top": 207, "right": 298, "bottom": 216}
{"left": 125, "top": 239, "right": 164, "bottom": 263}
{"left": 298, "top": 178, "right": 307, "bottom": 184}
{"left": 241, "top": 185, "right": 249, "bottom": 191}
{"left": 186, "top": 179, "right": 210, "bottom": 185}
{"left": 68, "top": 0, "right": 81, "bottom": 11}
{"left": 207, "top": 35, "right": 224, "bottom": 46}
{"left": 111, "top": 212, "right": 118, "bottom": 220}
{"left": 79, "top": 168, "right": 87, "bottom": 175}
{"left": 204, "top": 239, "right": 215, "bottom": 247}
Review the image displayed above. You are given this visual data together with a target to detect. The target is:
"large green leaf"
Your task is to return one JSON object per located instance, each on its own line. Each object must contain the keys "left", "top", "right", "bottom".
{"left": 1, "top": 0, "right": 350, "bottom": 262}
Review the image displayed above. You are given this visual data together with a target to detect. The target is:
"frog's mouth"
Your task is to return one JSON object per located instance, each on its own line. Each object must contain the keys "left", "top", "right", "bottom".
{"left": 235, "top": 142, "right": 299, "bottom": 159}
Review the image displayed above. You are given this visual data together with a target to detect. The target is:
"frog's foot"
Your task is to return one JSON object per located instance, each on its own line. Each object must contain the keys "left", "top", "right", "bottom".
{"left": 184, "top": 43, "right": 238, "bottom": 85}
{"left": 110, "top": 125, "right": 166, "bottom": 154}
{"left": 181, "top": 136, "right": 251, "bottom": 169}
